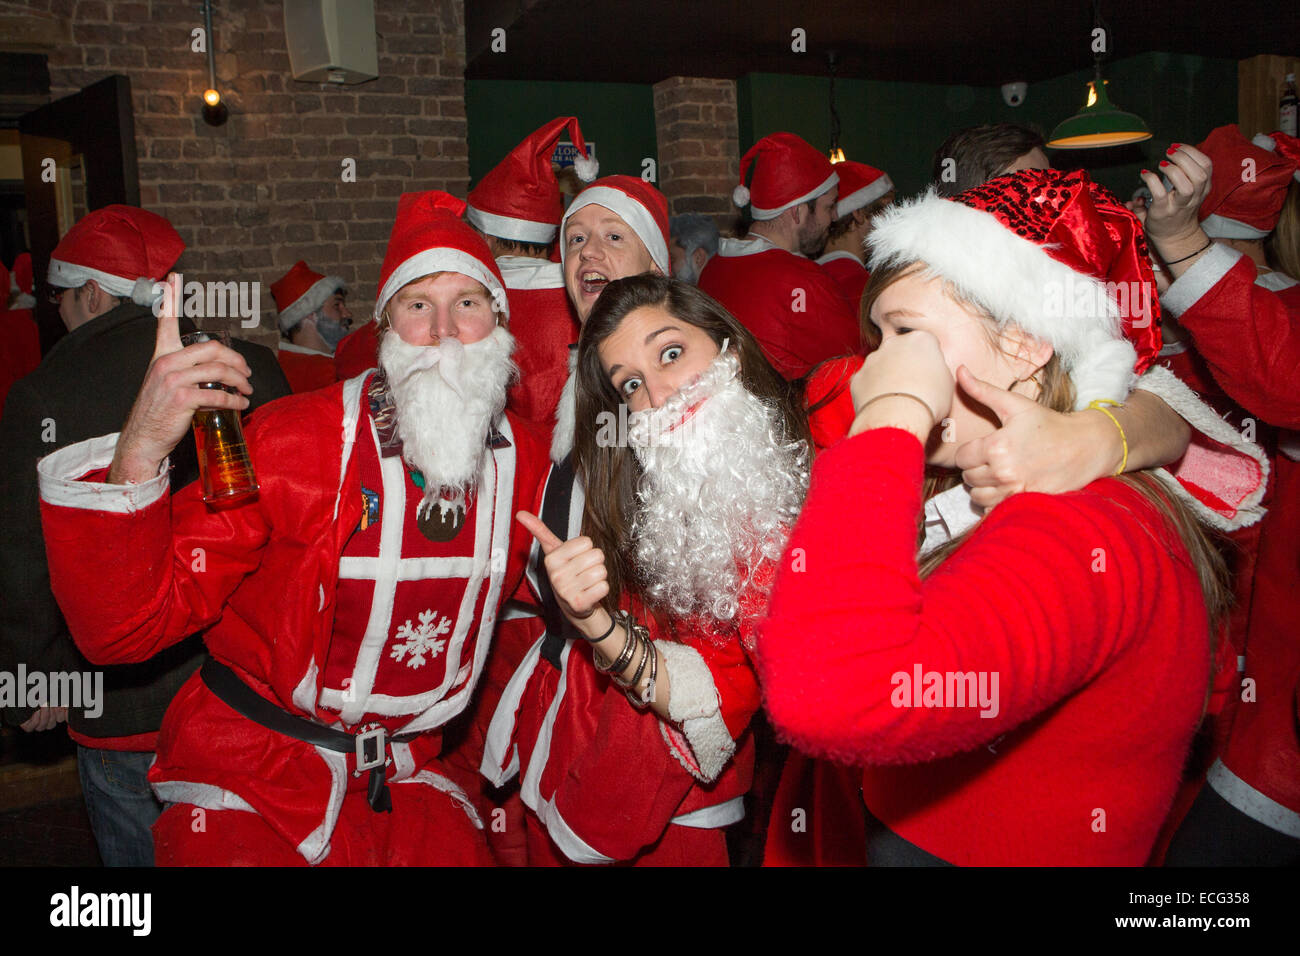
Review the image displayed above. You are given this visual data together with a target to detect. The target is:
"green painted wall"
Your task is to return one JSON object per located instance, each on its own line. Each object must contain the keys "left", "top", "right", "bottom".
{"left": 739, "top": 52, "right": 1238, "bottom": 199}
{"left": 465, "top": 79, "right": 657, "bottom": 188}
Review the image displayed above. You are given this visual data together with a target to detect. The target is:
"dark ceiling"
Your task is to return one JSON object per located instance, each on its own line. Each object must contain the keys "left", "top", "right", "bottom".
{"left": 465, "top": 0, "right": 1298, "bottom": 86}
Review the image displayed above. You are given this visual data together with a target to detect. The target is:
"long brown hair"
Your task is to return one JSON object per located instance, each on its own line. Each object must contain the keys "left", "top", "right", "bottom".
{"left": 573, "top": 274, "right": 812, "bottom": 612}
{"left": 1266, "top": 179, "right": 1300, "bottom": 281}
{"left": 860, "top": 259, "right": 1231, "bottom": 652}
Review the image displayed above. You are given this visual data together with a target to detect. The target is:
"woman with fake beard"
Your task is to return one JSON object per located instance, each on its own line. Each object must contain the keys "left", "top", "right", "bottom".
{"left": 483, "top": 274, "right": 810, "bottom": 865}
{"left": 756, "top": 169, "right": 1236, "bottom": 866}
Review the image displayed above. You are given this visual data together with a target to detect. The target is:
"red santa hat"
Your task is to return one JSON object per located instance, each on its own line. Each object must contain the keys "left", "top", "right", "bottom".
{"left": 270, "top": 260, "right": 346, "bottom": 333}
{"left": 47, "top": 205, "right": 184, "bottom": 306}
{"left": 1250, "top": 130, "right": 1300, "bottom": 185}
{"left": 559, "top": 175, "right": 671, "bottom": 276}
{"left": 867, "top": 168, "right": 1161, "bottom": 409}
{"left": 733, "top": 132, "right": 838, "bottom": 220}
{"left": 832, "top": 160, "right": 894, "bottom": 219}
{"left": 466, "top": 116, "right": 598, "bottom": 246}
{"left": 1196, "top": 125, "right": 1298, "bottom": 239}
{"left": 374, "top": 190, "right": 508, "bottom": 322}
{"left": 11, "top": 252, "right": 34, "bottom": 308}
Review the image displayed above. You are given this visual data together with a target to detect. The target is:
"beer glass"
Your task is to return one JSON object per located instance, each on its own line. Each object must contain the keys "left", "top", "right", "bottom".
{"left": 180, "top": 330, "right": 259, "bottom": 506}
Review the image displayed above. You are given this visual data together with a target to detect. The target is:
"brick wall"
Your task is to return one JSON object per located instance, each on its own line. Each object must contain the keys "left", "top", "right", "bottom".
{"left": 7, "top": 0, "right": 468, "bottom": 342}
{"left": 652, "top": 76, "right": 740, "bottom": 234}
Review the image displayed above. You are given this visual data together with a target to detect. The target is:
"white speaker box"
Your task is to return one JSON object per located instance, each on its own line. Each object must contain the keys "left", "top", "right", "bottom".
{"left": 284, "top": 0, "right": 379, "bottom": 85}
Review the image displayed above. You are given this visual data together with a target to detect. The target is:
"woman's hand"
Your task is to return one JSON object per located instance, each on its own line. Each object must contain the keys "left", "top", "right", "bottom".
{"left": 108, "top": 273, "right": 253, "bottom": 484}
{"left": 517, "top": 511, "right": 613, "bottom": 637}
{"left": 848, "top": 330, "right": 953, "bottom": 440}
{"left": 1140, "top": 144, "right": 1214, "bottom": 274}
{"left": 953, "top": 367, "right": 1119, "bottom": 509}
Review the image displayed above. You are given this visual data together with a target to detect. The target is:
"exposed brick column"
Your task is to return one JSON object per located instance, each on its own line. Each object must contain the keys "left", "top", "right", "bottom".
{"left": 652, "top": 77, "right": 739, "bottom": 230}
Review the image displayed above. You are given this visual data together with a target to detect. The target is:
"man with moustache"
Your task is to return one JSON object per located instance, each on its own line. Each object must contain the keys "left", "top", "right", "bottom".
{"left": 698, "top": 132, "right": 860, "bottom": 378}
{"left": 36, "top": 191, "right": 549, "bottom": 865}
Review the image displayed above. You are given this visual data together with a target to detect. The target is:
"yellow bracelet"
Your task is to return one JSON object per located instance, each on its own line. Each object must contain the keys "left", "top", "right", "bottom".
{"left": 1087, "top": 399, "right": 1128, "bottom": 476}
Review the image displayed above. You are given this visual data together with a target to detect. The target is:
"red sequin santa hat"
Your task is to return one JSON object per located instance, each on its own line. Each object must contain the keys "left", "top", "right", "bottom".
{"left": 832, "top": 160, "right": 894, "bottom": 219}
{"left": 1196, "top": 125, "right": 1298, "bottom": 239}
{"left": 47, "top": 205, "right": 184, "bottom": 307}
{"left": 559, "top": 175, "right": 670, "bottom": 275}
{"left": 270, "top": 261, "right": 346, "bottom": 333}
{"left": 1250, "top": 130, "right": 1300, "bottom": 185}
{"left": 466, "top": 116, "right": 597, "bottom": 246}
{"left": 867, "top": 168, "right": 1161, "bottom": 408}
{"left": 733, "top": 132, "right": 838, "bottom": 220}
{"left": 374, "top": 190, "right": 508, "bottom": 322}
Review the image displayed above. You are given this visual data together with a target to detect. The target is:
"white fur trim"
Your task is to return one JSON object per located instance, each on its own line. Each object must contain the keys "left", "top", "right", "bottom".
{"left": 1201, "top": 212, "right": 1269, "bottom": 240}
{"left": 1138, "top": 364, "right": 1269, "bottom": 532}
{"left": 150, "top": 780, "right": 256, "bottom": 814}
{"left": 277, "top": 275, "right": 345, "bottom": 332}
{"left": 750, "top": 171, "right": 839, "bottom": 221}
{"left": 560, "top": 186, "right": 670, "bottom": 276}
{"left": 551, "top": 364, "right": 577, "bottom": 464}
{"left": 296, "top": 747, "right": 348, "bottom": 865}
{"left": 374, "top": 248, "right": 507, "bottom": 322}
{"left": 656, "top": 641, "right": 735, "bottom": 784}
{"left": 480, "top": 633, "right": 546, "bottom": 786}
{"left": 716, "top": 234, "right": 780, "bottom": 258}
{"left": 1256, "top": 270, "right": 1299, "bottom": 292}
{"left": 497, "top": 256, "right": 565, "bottom": 291}
{"left": 672, "top": 796, "right": 745, "bottom": 828}
{"left": 465, "top": 204, "right": 558, "bottom": 245}
{"left": 732, "top": 184, "right": 751, "bottom": 208}
{"left": 47, "top": 257, "right": 147, "bottom": 300}
{"left": 38, "top": 433, "right": 169, "bottom": 514}
{"left": 1160, "top": 243, "right": 1242, "bottom": 318}
{"left": 867, "top": 190, "right": 1138, "bottom": 409}
{"left": 394, "top": 769, "right": 484, "bottom": 829}
{"left": 815, "top": 250, "right": 864, "bottom": 267}
{"left": 836, "top": 173, "right": 894, "bottom": 218}
{"left": 1207, "top": 757, "right": 1300, "bottom": 838}
{"left": 572, "top": 152, "right": 599, "bottom": 183}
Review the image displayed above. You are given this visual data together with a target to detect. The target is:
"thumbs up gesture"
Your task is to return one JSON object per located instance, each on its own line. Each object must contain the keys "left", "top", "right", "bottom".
{"left": 108, "top": 273, "right": 253, "bottom": 485}
{"left": 516, "top": 511, "right": 611, "bottom": 627}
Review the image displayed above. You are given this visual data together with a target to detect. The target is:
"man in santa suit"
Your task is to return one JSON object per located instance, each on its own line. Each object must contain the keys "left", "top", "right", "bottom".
{"left": 815, "top": 160, "right": 894, "bottom": 322}
{"left": 465, "top": 117, "right": 595, "bottom": 437}
{"left": 270, "top": 260, "right": 352, "bottom": 393}
{"left": 1145, "top": 129, "right": 1300, "bottom": 865}
{"left": 698, "top": 132, "right": 860, "bottom": 379}
{"left": 36, "top": 191, "right": 549, "bottom": 865}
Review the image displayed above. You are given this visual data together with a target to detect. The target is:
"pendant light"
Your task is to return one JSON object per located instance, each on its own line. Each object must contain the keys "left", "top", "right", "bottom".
{"left": 1047, "top": 3, "right": 1150, "bottom": 149}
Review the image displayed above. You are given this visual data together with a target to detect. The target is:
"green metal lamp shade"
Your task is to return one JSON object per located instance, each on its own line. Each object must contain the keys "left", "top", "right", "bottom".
{"left": 1047, "top": 78, "right": 1151, "bottom": 149}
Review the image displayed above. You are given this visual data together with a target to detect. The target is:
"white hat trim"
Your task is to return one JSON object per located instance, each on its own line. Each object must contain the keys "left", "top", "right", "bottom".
{"left": 1201, "top": 212, "right": 1270, "bottom": 240}
{"left": 836, "top": 173, "right": 894, "bottom": 218}
{"left": 1250, "top": 132, "right": 1300, "bottom": 183}
{"left": 867, "top": 190, "right": 1139, "bottom": 410}
{"left": 278, "top": 275, "right": 346, "bottom": 332}
{"left": 465, "top": 204, "right": 558, "bottom": 245}
{"left": 48, "top": 258, "right": 155, "bottom": 304}
{"left": 560, "top": 185, "right": 669, "bottom": 276}
{"left": 750, "top": 171, "right": 840, "bottom": 221}
{"left": 373, "top": 248, "right": 508, "bottom": 322}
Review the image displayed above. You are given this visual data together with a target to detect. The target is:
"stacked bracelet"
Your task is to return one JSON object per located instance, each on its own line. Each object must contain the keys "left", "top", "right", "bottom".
{"left": 1087, "top": 398, "right": 1129, "bottom": 476}
{"left": 594, "top": 614, "right": 639, "bottom": 674}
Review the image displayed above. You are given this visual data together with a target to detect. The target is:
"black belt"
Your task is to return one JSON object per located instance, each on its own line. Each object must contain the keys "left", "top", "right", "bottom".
{"left": 199, "top": 658, "right": 419, "bottom": 813}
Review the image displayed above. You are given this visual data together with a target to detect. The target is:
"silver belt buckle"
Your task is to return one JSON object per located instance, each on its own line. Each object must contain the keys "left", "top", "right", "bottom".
{"left": 355, "top": 725, "right": 386, "bottom": 773}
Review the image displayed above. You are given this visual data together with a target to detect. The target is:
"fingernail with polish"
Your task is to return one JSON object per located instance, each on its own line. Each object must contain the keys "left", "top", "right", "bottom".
{"left": 1159, "top": 160, "right": 1170, "bottom": 167}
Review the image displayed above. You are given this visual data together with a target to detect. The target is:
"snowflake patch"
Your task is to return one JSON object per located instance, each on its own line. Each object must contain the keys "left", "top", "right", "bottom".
{"left": 389, "top": 609, "right": 452, "bottom": 669}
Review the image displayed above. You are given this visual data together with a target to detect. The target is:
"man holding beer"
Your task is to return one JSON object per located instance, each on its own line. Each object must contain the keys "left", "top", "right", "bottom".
{"left": 36, "top": 191, "right": 549, "bottom": 865}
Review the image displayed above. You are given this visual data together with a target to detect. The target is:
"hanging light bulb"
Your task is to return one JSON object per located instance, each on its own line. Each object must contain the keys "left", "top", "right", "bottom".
{"left": 826, "top": 51, "right": 847, "bottom": 164}
{"left": 200, "top": 0, "right": 228, "bottom": 127}
{"left": 1047, "top": 3, "right": 1149, "bottom": 149}
{"left": 829, "top": 147, "right": 846, "bottom": 164}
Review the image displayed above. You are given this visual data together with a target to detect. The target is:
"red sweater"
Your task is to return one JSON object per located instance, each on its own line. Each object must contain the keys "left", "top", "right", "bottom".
{"left": 756, "top": 427, "right": 1210, "bottom": 865}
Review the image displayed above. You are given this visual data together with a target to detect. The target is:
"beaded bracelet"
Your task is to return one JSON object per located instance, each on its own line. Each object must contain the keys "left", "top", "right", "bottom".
{"left": 1087, "top": 398, "right": 1128, "bottom": 476}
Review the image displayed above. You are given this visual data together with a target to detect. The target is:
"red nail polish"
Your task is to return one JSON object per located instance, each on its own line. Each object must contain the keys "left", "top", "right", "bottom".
{"left": 1141, "top": 168, "right": 1151, "bottom": 176}
{"left": 1167, "top": 144, "right": 1180, "bottom": 153}
{"left": 1159, "top": 160, "right": 1170, "bottom": 167}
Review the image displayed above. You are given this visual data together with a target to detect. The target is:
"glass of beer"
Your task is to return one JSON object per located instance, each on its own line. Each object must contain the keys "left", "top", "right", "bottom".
{"left": 180, "top": 330, "right": 259, "bottom": 506}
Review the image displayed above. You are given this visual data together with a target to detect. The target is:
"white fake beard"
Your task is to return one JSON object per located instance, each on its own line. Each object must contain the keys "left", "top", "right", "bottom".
{"left": 378, "top": 324, "right": 516, "bottom": 518}
{"left": 627, "top": 349, "right": 809, "bottom": 626}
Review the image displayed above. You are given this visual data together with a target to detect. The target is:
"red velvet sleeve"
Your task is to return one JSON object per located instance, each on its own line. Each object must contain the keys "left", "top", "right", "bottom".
{"left": 756, "top": 426, "right": 1195, "bottom": 767}
{"left": 1168, "top": 249, "right": 1300, "bottom": 428}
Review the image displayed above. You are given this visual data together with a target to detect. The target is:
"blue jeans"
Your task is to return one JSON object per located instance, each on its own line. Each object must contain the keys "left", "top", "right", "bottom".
{"left": 76, "top": 747, "right": 163, "bottom": 867}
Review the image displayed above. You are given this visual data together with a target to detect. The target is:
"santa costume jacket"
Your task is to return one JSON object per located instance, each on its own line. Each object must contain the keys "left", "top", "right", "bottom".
{"left": 480, "top": 447, "right": 762, "bottom": 865}
{"left": 38, "top": 374, "right": 548, "bottom": 864}
{"left": 815, "top": 250, "right": 870, "bottom": 324}
{"left": 1161, "top": 244, "right": 1300, "bottom": 839}
{"left": 498, "top": 256, "right": 580, "bottom": 435}
{"left": 698, "top": 236, "right": 862, "bottom": 379}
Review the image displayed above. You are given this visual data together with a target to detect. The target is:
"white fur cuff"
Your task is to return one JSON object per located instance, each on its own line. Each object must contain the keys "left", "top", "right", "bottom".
{"left": 37, "top": 433, "right": 170, "bottom": 514}
{"left": 657, "top": 641, "right": 736, "bottom": 784}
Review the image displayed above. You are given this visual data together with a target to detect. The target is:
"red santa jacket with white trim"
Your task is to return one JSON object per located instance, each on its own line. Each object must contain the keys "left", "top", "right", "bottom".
{"left": 816, "top": 250, "right": 870, "bottom": 323}
{"left": 498, "top": 257, "right": 580, "bottom": 435}
{"left": 37, "top": 375, "right": 549, "bottom": 861}
{"left": 699, "top": 236, "right": 862, "bottom": 379}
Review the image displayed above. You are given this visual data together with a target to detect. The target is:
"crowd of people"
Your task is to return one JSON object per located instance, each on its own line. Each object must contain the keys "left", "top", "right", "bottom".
{"left": 1, "top": 114, "right": 1297, "bottom": 867}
